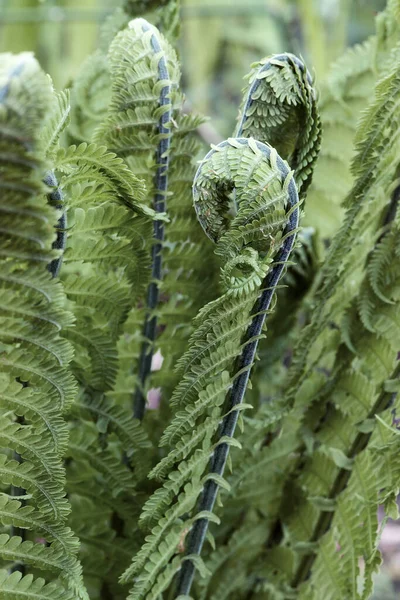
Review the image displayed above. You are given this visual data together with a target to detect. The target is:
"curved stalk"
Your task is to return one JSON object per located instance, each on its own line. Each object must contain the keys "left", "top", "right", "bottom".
{"left": 173, "top": 52, "right": 320, "bottom": 597}
{"left": 176, "top": 139, "right": 300, "bottom": 597}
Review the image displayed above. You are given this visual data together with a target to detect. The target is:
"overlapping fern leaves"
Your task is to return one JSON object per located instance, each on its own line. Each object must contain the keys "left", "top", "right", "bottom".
{"left": 2, "top": 3, "right": 400, "bottom": 600}
{"left": 193, "top": 9, "right": 400, "bottom": 600}
{"left": 54, "top": 29, "right": 158, "bottom": 596}
{"left": 0, "top": 53, "right": 87, "bottom": 598}
{"left": 120, "top": 53, "right": 320, "bottom": 600}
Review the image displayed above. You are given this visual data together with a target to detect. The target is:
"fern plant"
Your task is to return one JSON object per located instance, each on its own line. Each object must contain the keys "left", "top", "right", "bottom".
{"left": 1, "top": 1, "right": 400, "bottom": 599}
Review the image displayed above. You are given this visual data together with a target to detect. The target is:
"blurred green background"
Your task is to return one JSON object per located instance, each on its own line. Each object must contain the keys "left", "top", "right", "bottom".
{"left": 0, "top": 0, "right": 386, "bottom": 136}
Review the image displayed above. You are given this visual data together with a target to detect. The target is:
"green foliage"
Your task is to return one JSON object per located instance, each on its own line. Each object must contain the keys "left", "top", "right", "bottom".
{"left": 0, "top": 52, "right": 86, "bottom": 599}
{"left": 1, "top": 2, "right": 400, "bottom": 600}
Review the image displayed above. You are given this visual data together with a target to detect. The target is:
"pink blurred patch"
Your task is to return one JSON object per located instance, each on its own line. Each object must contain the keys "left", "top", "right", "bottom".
{"left": 147, "top": 387, "right": 161, "bottom": 410}
{"left": 151, "top": 349, "right": 164, "bottom": 372}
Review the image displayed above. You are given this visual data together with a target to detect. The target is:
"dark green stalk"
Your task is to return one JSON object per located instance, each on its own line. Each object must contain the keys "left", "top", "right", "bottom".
{"left": 176, "top": 52, "right": 320, "bottom": 597}
{"left": 45, "top": 171, "right": 67, "bottom": 278}
{"left": 133, "top": 20, "right": 172, "bottom": 421}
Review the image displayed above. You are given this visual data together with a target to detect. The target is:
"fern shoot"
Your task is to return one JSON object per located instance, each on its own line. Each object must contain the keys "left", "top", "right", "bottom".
{"left": 129, "top": 19, "right": 173, "bottom": 421}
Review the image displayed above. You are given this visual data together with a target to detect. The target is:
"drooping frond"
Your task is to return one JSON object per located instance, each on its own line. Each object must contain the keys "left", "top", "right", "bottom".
{"left": 286, "top": 48, "right": 400, "bottom": 416}
{"left": 0, "top": 52, "right": 87, "bottom": 598}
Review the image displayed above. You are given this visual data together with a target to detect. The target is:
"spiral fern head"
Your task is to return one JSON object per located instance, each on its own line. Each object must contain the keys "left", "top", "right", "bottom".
{"left": 236, "top": 53, "right": 321, "bottom": 195}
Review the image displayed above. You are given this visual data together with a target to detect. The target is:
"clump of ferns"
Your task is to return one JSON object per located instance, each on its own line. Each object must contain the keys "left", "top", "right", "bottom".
{"left": 3, "top": 2, "right": 400, "bottom": 600}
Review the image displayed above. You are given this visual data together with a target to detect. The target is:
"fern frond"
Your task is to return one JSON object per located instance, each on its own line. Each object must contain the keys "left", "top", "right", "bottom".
{"left": 124, "top": 136, "right": 304, "bottom": 599}
{"left": 68, "top": 51, "right": 112, "bottom": 144}
{"left": 0, "top": 569, "right": 73, "bottom": 600}
{"left": 42, "top": 90, "right": 70, "bottom": 156}
{"left": 253, "top": 85, "right": 400, "bottom": 596}
{"left": 236, "top": 53, "right": 321, "bottom": 195}
{"left": 286, "top": 54, "right": 400, "bottom": 416}
{"left": 0, "top": 51, "right": 87, "bottom": 598}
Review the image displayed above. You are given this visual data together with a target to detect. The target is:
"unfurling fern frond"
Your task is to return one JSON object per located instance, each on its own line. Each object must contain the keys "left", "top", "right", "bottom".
{"left": 95, "top": 16, "right": 217, "bottom": 426}
{"left": 93, "top": 18, "right": 174, "bottom": 421}
{"left": 122, "top": 52, "right": 320, "bottom": 599}
{"left": 236, "top": 53, "right": 320, "bottom": 196}
{"left": 122, "top": 137, "right": 300, "bottom": 599}
{"left": 0, "top": 53, "right": 87, "bottom": 598}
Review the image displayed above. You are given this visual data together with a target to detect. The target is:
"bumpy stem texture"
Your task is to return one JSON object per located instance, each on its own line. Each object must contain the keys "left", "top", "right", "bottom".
{"left": 133, "top": 20, "right": 172, "bottom": 420}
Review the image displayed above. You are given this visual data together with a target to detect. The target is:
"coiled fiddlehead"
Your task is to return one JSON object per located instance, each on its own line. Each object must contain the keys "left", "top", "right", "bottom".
{"left": 236, "top": 53, "right": 320, "bottom": 196}
{"left": 121, "top": 54, "right": 320, "bottom": 600}
{"left": 175, "top": 138, "right": 300, "bottom": 597}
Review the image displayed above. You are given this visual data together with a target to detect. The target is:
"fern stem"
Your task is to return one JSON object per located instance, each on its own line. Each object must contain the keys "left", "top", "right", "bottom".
{"left": 133, "top": 20, "right": 172, "bottom": 421}
{"left": 176, "top": 147, "right": 299, "bottom": 597}
{"left": 45, "top": 171, "right": 67, "bottom": 278}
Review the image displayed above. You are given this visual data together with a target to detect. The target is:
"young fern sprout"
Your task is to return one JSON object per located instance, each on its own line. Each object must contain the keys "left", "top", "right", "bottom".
{"left": 176, "top": 138, "right": 300, "bottom": 596}
{"left": 132, "top": 19, "right": 173, "bottom": 421}
{"left": 176, "top": 55, "right": 320, "bottom": 597}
